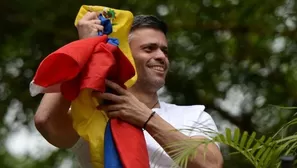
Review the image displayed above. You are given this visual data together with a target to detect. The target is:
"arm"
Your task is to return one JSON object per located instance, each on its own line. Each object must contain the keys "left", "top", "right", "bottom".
{"left": 94, "top": 80, "right": 223, "bottom": 168}
{"left": 34, "top": 93, "right": 79, "bottom": 148}
{"left": 34, "top": 11, "right": 104, "bottom": 149}
{"left": 146, "top": 113, "right": 223, "bottom": 168}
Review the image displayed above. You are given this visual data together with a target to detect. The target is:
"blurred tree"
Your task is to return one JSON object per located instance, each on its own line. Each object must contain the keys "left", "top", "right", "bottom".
{"left": 1, "top": 0, "right": 297, "bottom": 167}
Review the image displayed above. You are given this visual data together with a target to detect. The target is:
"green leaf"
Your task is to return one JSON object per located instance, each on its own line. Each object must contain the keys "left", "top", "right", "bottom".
{"left": 246, "top": 132, "right": 256, "bottom": 149}
{"left": 239, "top": 131, "right": 248, "bottom": 149}
{"left": 226, "top": 128, "right": 232, "bottom": 144}
{"left": 233, "top": 128, "right": 240, "bottom": 145}
{"left": 250, "top": 135, "right": 266, "bottom": 155}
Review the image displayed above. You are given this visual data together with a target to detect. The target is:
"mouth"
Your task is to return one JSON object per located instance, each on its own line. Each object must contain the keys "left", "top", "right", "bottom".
{"left": 147, "top": 65, "right": 166, "bottom": 72}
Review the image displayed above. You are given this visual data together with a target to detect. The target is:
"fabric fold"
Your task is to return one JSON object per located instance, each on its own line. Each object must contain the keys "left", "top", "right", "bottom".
{"left": 30, "top": 5, "right": 150, "bottom": 168}
{"left": 111, "top": 119, "right": 150, "bottom": 168}
{"left": 104, "top": 120, "right": 123, "bottom": 168}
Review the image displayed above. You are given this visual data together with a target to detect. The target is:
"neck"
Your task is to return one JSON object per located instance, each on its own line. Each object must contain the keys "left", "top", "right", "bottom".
{"left": 128, "top": 85, "right": 160, "bottom": 109}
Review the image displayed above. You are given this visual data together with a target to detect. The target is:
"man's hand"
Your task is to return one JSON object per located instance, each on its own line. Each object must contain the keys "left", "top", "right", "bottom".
{"left": 76, "top": 11, "right": 104, "bottom": 39}
{"left": 92, "top": 80, "right": 153, "bottom": 128}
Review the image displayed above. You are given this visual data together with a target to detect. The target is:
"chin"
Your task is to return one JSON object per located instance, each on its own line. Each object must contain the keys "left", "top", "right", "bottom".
{"left": 151, "top": 79, "right": 165, "bottom": 88}
{"left": 137, "top": 74, "right": 166, "bottom": 89}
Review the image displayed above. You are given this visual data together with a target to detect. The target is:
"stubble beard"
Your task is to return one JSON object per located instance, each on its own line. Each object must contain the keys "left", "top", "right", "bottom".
{"left": 138, "top": 75, "right": 165, "bottom": 93}
{"left": 134, "top": 66, "right": 167, "bottom": 92}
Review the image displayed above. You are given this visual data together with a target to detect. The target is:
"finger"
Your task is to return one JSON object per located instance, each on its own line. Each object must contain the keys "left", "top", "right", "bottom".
{"left": 83, "top": 11, "right": 98, "bottom": 20}
{"left": 106, "top": 111, "right": 120, "bottom": 119}
{"left": 90, "top": 19, "right": 101, "bottom": 25}
{"left": 92, "top": 28, "right": 99, "bottom": 34}
{"left": 92, "top": 24, "right": 104, "bottom": 32}
{"left": 93, "top": 92, "right": 123, "bottom": 103}
{"left": 82, "top": 12, "right": 93, "bottom": 20}
{"left": 105, "top": 80, "right": 127, "bottom": 95}
{"left": 100, "top": 104, "right": 122, "bottom": 112}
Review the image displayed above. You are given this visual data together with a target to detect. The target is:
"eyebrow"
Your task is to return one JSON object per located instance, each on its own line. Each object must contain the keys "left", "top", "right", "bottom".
{"left": 140, "top": 43, "right": 168, "bottom": 51}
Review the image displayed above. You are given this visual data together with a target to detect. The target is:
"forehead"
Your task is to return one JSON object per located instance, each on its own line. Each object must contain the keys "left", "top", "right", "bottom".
{"left": 129, "top": 28, "right": 168, "bottom": 47}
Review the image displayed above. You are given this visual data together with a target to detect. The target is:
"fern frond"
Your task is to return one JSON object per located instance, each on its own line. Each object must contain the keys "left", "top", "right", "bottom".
{"left": 254, "top": 137, "right": 275, "bottom": 167}
{"left": 166, "top": 138, "right": 211, "bottom": 168}
{"left": 169, "top": 127, "right": 282, "bottom": 167}
{"left": 168, "top": 114, "right": 297, "bottom": 168}
{"left": 273, "top": 117, "right": 297, "bottom": 139}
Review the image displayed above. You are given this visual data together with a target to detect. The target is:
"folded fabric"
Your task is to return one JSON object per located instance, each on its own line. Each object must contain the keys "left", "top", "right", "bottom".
{"left": 74, "top": 7, "right": 150, "bottom": 168}
{"left": 111, "top": 119, "right": 150, "bottom": 168}
{"left": 74, "top": 5, "right": 138, "bottom": 87}
{"left": 104, "top": 120, "right": 122, "bottom": 168}
{"left": 30, "top": 5, "right": 150, "bottom": 168}
{"left": 30, "top": 35, "right": 135, "bottom": 167}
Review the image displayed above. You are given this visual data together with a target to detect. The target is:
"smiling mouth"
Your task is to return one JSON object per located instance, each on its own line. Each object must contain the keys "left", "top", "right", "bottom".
{"left": 148, "top": 65, "right": 166, "bottom": 72}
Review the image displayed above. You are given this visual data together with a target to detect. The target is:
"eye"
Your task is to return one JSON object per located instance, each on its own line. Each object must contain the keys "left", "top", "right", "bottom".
{"left": 143, "top": 46, "right": 154, "bottom": 53}
{"left": 161, "top": 48, "right": 168, "bottom": 57}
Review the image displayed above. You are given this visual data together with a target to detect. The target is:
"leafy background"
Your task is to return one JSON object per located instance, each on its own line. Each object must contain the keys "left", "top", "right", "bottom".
{"left": 1, "top": 0, "right": 297, "bottom": 167}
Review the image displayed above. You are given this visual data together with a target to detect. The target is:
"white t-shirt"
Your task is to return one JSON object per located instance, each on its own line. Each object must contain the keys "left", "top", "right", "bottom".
{"left": 70, "top": 101, "right": 219, "bottom": 168}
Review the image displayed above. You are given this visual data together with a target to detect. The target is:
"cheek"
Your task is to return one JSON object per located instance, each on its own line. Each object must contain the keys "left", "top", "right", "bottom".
{"left": 165, "top": 59, "right": 170, "bottom": 68}
{"left": 133, "top": 53, "right": 148, "bottom": 65}
{"left": 132, "top": 55, "right": 147, "bottom": 72}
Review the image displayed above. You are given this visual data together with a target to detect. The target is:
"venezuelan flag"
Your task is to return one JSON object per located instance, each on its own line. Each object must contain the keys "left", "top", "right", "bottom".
{"left": 30, "top": 5, "right": 150, "bottom": 168}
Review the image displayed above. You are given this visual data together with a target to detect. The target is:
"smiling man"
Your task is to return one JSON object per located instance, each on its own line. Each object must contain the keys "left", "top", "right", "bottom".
{"left": 34, "top": 13, "right": 223, "bottom": 168}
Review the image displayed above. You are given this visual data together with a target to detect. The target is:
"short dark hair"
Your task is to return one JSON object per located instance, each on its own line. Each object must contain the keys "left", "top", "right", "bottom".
{"left": 130, "top": 15, "right": 168, "bottom": 35}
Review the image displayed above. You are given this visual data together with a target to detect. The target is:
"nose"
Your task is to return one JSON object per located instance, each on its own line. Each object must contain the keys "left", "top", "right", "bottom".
{"left": 154, "top": 48, "right": 167, "bottom": 63}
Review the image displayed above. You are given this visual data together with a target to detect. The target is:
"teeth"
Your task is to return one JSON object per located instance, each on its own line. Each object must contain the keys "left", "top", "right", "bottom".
{"left": 150, "top": 66, "right": 164, "bottom": 71}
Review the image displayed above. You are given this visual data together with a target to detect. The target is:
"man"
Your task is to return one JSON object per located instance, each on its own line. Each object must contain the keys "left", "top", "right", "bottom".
{"left": 34, "top": 11, "right": 223, "bottom": 168}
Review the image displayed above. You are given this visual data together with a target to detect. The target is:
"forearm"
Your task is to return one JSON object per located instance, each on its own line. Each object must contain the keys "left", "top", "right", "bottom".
{"left": 145, "top": 114, "right": 223, "bottom": 168}
{"left": 35, "top": 115, "right": 78, "bottom": 148}
{"left": 34, "top": 93, "right": 78, "bottom": 148}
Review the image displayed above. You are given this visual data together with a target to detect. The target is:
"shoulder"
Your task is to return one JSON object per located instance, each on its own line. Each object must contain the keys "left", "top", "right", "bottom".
{"left": 157, "top": 101, "right": 215, "bottom": 128}
{"left": 160, "top": 101, "right": 205, "bottom": 112}
{"left": 159, "top": 101, "right": 207, "bottom": 118}
{"left": 158, "top": 101, "right": 218, "bottom": 131}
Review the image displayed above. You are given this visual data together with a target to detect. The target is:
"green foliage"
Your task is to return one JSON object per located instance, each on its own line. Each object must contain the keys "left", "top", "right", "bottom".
{"left": 170, "top": 116, "right": 297, "bottom": 168}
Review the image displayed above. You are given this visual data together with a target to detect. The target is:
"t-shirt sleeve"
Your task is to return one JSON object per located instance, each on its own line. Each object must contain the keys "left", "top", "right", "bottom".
{"left": 186, "top": 108, "right": 220, "bottom": 148}
{"left": 189, "top": 112, "right": 218, "bottom": 137}
{"left": 69, "top": 137, "right": 93, "bottom": 168}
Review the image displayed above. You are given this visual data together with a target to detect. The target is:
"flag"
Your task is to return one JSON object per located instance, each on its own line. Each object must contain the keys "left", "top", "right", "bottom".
{"left": 30, "top": 5, "right": 150, "bottom": 168}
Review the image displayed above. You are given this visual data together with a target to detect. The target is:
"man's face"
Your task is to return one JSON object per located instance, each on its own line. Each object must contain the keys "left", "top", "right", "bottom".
{"left": 129, "top": 28, "right": 169, "bottom": 90}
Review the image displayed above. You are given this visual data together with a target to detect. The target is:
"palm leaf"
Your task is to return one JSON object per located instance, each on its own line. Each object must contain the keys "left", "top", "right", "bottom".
{"left": 273, "top": 117, "right": 297, "bottom": 139}
{"left": 168, "top": 127, "right": 286, "bottom": 167}
{"left": 167, "top": 115, "right": 297, "bottom": 168}
{"left": 167, "top": 127, "right": 276, "bottom": 167}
